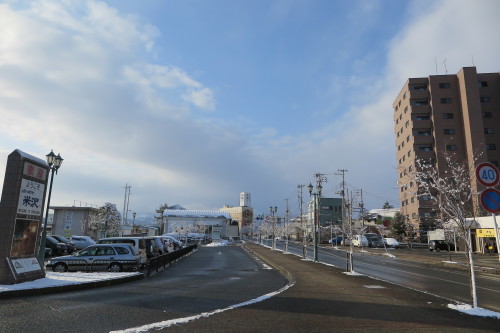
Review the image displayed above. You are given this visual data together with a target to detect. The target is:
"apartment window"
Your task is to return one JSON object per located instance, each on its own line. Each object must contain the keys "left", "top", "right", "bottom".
{"left": 480, "top": 96, "right": 490, "bottom": 103}
{"left": 412, "top": 213, "right": 418, "bottom": 219}
{"left": 397, "top": 132, "right": 400, "bottom": 138}
{"left": 443, "top": 113, "right": 454, "bottom": 119}
{"left": 407, "top": 150, "right": 411, "bottom": 157}
{"left": 486, "top": 144, "right": 497, "bottom": 150}
{"left": 399, "top": 172, "right": 403, "bottom": 178}
{"left": 483, "top": 112, "right": 493, "bottom": 118}
{"left": 405, "top": 120, "right": 410, "bottom": 128}
{"left": 417, "top": 129, "right": 432, "bottom": 136}
{"left": 406, "top": 135, "right": 410, "bottom": 142}
{"left": 485, "top": 128, "right": 495, "bottom": 134}
{"left": 395, "top": 105, "right": 399, "bottom": 112}
{"left": 478, "top": 81, "right": 488, "bottom": 87}
{"left": 404, "top": 106, "right": 408, "bottom": 113}
{"left": 397, "top": 145, "right": 400, "bottom": 151}
{"left": 402, "top": 155, "right": 406, "bottom": 161}
{"left": 399, "top": 114, "right": 402, "bottom": 120}
{"left": 441, "top": 98, "right": 452, "bottom": 104}
{"left": 446, "top": 144, "right": 457, "bottom": 151}
{"left": 401, "top": 201, "right": 405, "bottom": 207}
{"left": 396, "top": 118, "right": 399, "bottom": 125}
{"left": 403, "top": 92, "right": 407, "bottom": 100}
{"left": 444, "top": 129, "right": 456, "bottom": 135}
{"left": 411, "top": 197, "right": 415, "bottom": 203}
{"left": 415, "top": 114, "right": 430, "bottom": 120}
{"left": 413, "top": 85, "right": 427, "bottom": 91}
{"left": 411, "top": 99, "right": 428, "bottom": 106}
{"left": 439, "top": 82, "right": 450, "bottom": 89}
{"left": 422, "top": 195, "right": 431, "bottom": 201}
{"left": 419, "top": 146, "right": 433, "bottom": 152}
{"left": 401, "top": 141, "right": 405, "bottom": 148}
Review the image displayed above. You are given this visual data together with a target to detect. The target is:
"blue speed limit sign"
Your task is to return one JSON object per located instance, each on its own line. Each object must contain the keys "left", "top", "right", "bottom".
{"left": 476, "top": 162, "right": 499, "bottom": 187}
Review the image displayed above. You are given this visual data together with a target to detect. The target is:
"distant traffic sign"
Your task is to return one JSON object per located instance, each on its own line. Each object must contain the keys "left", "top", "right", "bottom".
{"left": 475, "top": 162, "right": 500, "bottom": 187}
{"left": 480, "top": 188, "right": 500, "bottom": 214}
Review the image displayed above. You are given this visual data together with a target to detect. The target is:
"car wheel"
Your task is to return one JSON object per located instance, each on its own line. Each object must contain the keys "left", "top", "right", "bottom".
{"left": 109, "top": 263, "right": 122, "bottom": 272}
{"left": 54, "top": 263, "right": 68, "bottom": 272}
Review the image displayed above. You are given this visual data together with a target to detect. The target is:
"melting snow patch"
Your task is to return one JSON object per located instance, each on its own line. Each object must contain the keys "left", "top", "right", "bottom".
{"left": 343, "top": 271, "right": 364, "bottom": 276}
{"left": 205, "top": 240, "right": 229, "bottom": 247}
{"left": 442, "top": 261, "right": 459, "bottom": 264}
{"left": 448, "top": 303, "right": 500, "bottom": 319}
{"left": 383, "top": 253, "right": 396, "bottom": 258}
{"left": 363, "top": 285, "right": 386, "bottom": 289}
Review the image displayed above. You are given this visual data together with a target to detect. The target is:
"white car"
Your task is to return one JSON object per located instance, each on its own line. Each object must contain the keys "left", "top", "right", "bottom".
{"left": 384, "top": 237, "right": 400, "bottom": 249}
{"left": 70, "top": 236, "right": 96, "bottom": 250}
{"left": 352, "top": 235, "right": 369, "bottom": 247}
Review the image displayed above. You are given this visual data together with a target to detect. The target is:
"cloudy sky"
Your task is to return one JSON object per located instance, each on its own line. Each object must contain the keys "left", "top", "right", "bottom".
{"left": 0, "top": 0, "right": 499, "bottom": 220}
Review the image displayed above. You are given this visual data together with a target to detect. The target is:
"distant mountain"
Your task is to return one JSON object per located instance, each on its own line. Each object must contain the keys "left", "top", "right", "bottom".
{"left": 167, "top": 204, "right": 186, "bottom": 210}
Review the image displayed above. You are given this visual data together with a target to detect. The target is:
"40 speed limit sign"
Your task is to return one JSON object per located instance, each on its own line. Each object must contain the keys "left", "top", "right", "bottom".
{"left": 476, "top": 162, "right": 500, "bottom": 187}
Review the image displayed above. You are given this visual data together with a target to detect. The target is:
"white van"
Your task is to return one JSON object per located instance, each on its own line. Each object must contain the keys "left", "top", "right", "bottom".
{"left": 352, "top": 235, "right": 369, "bottom": 247}
{"left": 97, "top": 237, "right": 148, "bottom": 264}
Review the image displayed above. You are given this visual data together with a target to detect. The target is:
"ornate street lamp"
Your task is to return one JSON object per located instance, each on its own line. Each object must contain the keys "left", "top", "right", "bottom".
{"left": 38, "top": 150, "right": 63, "bottom": 264}
{"left": 308, "top": 182, "right": 322, "bottom": 262}
{"left": 132, "top": 212, "right": 136, "bottom": 235}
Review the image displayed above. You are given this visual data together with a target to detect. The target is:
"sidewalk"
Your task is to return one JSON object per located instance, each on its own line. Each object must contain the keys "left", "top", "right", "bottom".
{"left": 163, "top": 243, "right": 499, "bottom": 333}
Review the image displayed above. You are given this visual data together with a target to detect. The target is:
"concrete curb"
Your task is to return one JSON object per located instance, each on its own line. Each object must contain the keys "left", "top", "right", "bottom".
{"left": 243, "top": 244, "right": 295, "bottom": 285}
{"left": 0, "top": 273, "right": 144, "bottom": 299}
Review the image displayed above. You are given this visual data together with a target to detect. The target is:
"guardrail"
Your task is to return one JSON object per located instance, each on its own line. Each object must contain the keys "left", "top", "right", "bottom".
{"left": 50, "top": 259, "right": 140, "bottom": 272}
{"left": 145, "top": 244, "right": 197, "bottom": 277}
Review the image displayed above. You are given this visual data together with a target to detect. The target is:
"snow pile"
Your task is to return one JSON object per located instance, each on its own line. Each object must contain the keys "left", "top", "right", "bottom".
{"left": 343, "top": 271, "right": 364, "bottom": 276}
{"left": 205, "top": 240, "right": 229, "bottom": 247}
{"left": 0, "top": 272, "right": 141, "bottom": 292}
{"left": 383, "top": 253, "right": 396, "bottom": 258}
{"left": 448, "top": 303, "right": 500, "bottom": 319}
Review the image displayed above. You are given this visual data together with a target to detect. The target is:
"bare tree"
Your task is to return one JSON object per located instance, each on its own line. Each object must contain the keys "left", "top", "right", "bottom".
{"left": 87, "top": 203, "right": 121, "bottom": 238}
{"left": 414, "top": 153, "right": 479, "bottom": 307}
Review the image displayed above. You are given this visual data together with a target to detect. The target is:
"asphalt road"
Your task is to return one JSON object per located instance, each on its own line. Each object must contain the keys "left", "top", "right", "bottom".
{"left": 264, "top": 240, "right": 500, "bottom": 312}
{"left": 0, "top": 246, "right": 285, "bottom": 333}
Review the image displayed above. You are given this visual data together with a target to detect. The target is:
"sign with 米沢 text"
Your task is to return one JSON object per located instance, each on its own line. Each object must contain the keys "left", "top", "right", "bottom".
{"left": 17, "top": 179, "right": 45, "bottom": 216}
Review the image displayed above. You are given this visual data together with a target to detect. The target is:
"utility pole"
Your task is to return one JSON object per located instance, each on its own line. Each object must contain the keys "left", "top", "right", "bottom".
{"left": 284, "top": 198, "right": 289, "bottom": 253}
{"left": 335, "top": 169, "right": 348, "bottom": 228}
{"left": 122, "top": 184, "right": 131, "bottom": 225}
{"left": 298, "top": 184, "right": 307, "bottom": 258}
{"left": 358, "top": 189, "right": 365, "bottom": 228}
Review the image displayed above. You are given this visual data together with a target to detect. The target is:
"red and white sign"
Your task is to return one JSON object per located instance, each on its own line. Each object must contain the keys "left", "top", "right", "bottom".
{"left": 475, "top": 162, "right": 499, "bottom": 187}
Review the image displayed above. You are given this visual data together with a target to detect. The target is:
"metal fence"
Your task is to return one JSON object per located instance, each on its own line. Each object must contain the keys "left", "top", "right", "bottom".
{"left": 50, "top": 259, "right": 140, "bottom": 272}
{"left": 145, "top": 244, "right": 197, "bottom": 277}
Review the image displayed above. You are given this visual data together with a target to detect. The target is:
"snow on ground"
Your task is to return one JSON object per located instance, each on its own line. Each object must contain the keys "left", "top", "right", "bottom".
{"left": 343, "top": 271, "right": 364, "bottom": 276}
{"left": 448, "top": 303, "right": 500, "bottom": 319}
{"left": 205, "top": 240, "right": 229, "bottom": 247}
{"left": 0, "top": 272, "right": 141, "bottom": 293}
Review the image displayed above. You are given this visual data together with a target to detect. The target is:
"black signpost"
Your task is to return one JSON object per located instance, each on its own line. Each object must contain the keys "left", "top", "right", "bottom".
{"left": 0, "top": 150, "right": 49, "bottom": 284}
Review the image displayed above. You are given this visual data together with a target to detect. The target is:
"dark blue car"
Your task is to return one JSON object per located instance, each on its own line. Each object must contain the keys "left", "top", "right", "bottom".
{"left": 328, "top": 236, "right": 343, "bottom": 245}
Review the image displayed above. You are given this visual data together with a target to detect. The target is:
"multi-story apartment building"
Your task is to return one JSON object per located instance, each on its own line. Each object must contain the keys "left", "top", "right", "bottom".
{"left": 393, "top": 67, "right": 499, "bottom": 236}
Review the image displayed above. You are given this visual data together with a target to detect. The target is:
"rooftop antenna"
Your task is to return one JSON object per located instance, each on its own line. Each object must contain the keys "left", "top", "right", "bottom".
{"left": 435, "top": 57, "right": 438, "bottom": 75}
{"left": 443, "top": 58, "right": 448, "bottom": 74}
{"left": 471, "top": 55, "right": 475, "bottom": 67}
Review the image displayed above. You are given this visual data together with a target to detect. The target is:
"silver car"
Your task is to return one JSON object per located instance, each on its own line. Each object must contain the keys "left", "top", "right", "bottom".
{"left": 46, "top": 244, "right": 141, "bottom": 273}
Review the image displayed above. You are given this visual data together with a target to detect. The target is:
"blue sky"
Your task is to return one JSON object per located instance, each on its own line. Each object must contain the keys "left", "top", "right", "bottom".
{"left": 0, "top": 0, "right": 499, "bottom": 220}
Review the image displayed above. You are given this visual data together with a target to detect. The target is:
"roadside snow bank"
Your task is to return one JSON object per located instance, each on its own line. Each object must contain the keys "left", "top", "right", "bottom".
{"left": 448, "top": 303, "right": 500, "bottom": 319}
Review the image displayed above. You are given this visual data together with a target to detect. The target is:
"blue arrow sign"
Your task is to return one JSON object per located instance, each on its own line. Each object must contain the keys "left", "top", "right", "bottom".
{"left": 480, "top": 188, "right": 500, "bottom": 214}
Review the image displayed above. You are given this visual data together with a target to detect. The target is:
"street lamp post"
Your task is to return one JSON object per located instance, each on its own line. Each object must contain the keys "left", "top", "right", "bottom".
{"left": 132, "top": 212, "right": 136, "bottom": 235}
{"left": 308, "top": 182, "right": 322, "bottom": 262}
{"left": 270, "top": 206, "right": 277, "bottom": 250}
{"left": 38, "top": 150, "right": 63, "bottom": 264}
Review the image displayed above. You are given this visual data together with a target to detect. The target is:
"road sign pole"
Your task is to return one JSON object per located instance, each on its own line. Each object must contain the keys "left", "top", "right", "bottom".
{"left": 492, "top": 213, "right": 500, "bottom": 263}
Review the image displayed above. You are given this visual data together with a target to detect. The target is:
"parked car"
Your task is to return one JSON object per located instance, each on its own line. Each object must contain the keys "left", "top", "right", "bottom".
{"left": 97, "top": 237, "right": 148, "bottom": 264}
{"left": 51, "top": 235, "right": 78, "bottom": 253}
{"left": 45, "top": 236, "right": 68, "bottom": 256}
{"left": 329, "top": 236, "right": 343, "bottom": 245}
{"left": 429, "top": 240, "right": 456, "bottom": 252}
{"left": 384, "top": 237, "right": 400, "bottom": 249}
{"left": 352, "top": 235, "right": 369, "bottom": 247}
{"left": 342, "top": 238, "right": 351, "bottom": 246}
{"left": 45, "top": 247, "right": 53, "bottom": 257}
{"left": 70, "top": 236, "right": 96, "bottom": 250}
{"left": 161, "top": 235, "right": 184, "bottom": 250}
{"left": 365, "top": 233, "right": 384, "bottom": 248}
{"left": 46, "top": 244, "right": 141, "bottom": 272}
